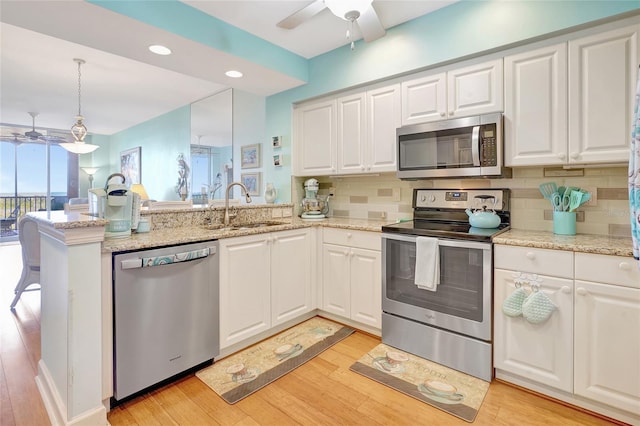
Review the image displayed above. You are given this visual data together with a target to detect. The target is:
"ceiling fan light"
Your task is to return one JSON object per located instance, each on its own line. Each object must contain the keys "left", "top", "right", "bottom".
{"left": 325, "top": 0, "right": 372, "bottom": 20}
{"left": 60, "top": 141, "right": 100, "bottom": 154}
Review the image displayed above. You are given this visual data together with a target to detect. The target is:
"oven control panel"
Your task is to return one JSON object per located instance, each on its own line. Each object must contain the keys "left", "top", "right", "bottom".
{"left": 414, "top": 189, "right": 509, "bottom": 211}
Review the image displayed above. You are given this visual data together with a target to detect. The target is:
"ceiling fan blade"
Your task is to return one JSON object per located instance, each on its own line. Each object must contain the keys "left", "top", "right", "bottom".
{"left": 277, "top": 0, "right": 326, "bottom": 30}
{"left": 358, "top": 3, "right": 386, "bottom": 42}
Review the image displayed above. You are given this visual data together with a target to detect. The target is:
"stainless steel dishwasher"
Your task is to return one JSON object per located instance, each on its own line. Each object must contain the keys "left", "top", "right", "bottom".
{"left": 112, "top": 240, "right": 219, "bottom": 403}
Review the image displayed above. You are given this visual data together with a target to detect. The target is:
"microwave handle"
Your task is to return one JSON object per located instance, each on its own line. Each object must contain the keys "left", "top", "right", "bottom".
{"left": 471, "top": 125, "right": 481, "bottom": 166}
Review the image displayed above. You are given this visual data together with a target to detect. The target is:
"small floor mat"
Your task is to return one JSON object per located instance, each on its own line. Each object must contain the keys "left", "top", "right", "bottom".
{"left": 196, "top": 316, "right": 354, "bottom": 404}
{"left": 350, "top": 343, "right": 489, "bottom": 422}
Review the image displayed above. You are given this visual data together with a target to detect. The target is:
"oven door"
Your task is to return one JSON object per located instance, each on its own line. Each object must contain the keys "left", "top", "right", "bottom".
{"left": 381, "top": 233, "right": 492, "bottom": 341}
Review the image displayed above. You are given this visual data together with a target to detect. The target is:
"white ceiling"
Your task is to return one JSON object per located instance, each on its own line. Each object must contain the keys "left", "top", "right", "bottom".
{"left": 0, "top": 1, "right": 455, "bottom": 136}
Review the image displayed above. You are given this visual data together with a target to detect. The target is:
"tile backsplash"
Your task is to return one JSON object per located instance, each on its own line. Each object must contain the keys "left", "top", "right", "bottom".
{"left": 292, "top": 166, "right": 630, "bottom": 237}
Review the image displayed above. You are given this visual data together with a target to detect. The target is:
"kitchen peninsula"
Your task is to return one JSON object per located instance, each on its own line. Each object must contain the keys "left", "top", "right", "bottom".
{"left": 28, "top": 205, "right": 387, "bottom": 425}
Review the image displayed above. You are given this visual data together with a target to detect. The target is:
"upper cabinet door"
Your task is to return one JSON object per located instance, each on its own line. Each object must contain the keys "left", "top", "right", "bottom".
{"left": 367, "top": 84, "right": 401, "bottom": 173}
{"left": 401, "top": 72, "right": 447, "bottom": 125}
{"left": 337, "top": 92, "right": 367, "bottom": 174}
{"left": 294, "top": 99, "right": 337, "bottom": 176}
{"left": 568, "top": 24, "right": 639, "bottom": 164}
{"left": 447, "top": 58, "right": 503, "bottom": 118}
{"left": 504, "top": 43, "right": 568, "bottom": 166}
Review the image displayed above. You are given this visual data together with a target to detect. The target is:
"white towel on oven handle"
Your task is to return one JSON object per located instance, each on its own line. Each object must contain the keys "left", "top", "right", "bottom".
{"left": 415, "top": 236, "right": 440, "bottom": 291}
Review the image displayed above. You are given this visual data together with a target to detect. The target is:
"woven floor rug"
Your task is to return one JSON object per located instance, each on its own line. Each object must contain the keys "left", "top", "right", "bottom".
{"left": 350, "top": 343, "right": 489, "bottom": 422}
{"left": 196, "top": 317, "right": 354, "bottom": 404}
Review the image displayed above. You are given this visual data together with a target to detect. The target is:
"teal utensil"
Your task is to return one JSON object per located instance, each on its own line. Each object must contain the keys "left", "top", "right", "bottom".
{"left": 539, "top": 182, "right": 558, "bottom": 210}
{"left": 551, "top": 192, "right": 570, "bottom": 211}
{"left": 539, "top": 182, "right": 558, "bottom": 200}
{"left": 568, "top": 190, "right": 583, "bottom": 212}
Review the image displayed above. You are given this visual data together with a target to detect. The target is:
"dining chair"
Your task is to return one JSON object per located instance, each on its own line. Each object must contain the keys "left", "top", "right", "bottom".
{"left": 10, "top": 216, "right": 41, "bottom": 309}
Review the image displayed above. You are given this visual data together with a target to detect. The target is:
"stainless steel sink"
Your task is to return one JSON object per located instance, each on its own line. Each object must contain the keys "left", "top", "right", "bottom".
{"left": 202, "top": 221, "right": 285, "bottom": 231}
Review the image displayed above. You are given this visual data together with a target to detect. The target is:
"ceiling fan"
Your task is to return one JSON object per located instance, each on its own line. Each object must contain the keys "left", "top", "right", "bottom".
{"left": 0, "top": 112, "right": 65, "bottom": 143}
{"left": 277, "top": 0, "right": 386, "bottom": 44}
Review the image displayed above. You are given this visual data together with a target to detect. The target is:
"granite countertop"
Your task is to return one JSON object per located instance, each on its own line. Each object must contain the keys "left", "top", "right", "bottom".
{"left": 101, "top": 217, "right": 391, "bottom": 252}
{"left": 28, "top": 210, "right": 109, "bottom": 228}
{"left": 493, "top": 229, "right": 634, "bottom": 257}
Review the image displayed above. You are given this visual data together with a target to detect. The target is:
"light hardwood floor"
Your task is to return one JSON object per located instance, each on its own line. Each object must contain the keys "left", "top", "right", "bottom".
{"left": 0, "top": 243, "right": 623, "bottom": 425}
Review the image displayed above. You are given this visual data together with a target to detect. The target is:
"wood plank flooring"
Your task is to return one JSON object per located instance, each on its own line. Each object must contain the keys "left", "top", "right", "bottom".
{"left": 0, "top": 243, "right": 623, "bottom": 425}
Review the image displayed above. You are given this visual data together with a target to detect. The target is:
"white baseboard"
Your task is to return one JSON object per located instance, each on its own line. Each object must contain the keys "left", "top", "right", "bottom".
{"left": 36, "top": 360, "right": 108, "bottom": 426}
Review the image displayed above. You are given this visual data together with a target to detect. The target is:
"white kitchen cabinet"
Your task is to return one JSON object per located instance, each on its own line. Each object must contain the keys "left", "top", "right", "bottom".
{"left": 401, "top": 59, "right": 503, "bottom": 126}
{"left": 337, "top": 92, "right": 366, "bottom": 174}
{"left": 401, "top": 72, "right": 447, "bottom": 125}
{"left": 219, "top": 233, "right": 271, "bottom": 348}
{"left": 574, "top": 253, "right": 640, "bottom": 415}
{"left": 321, "top": 228, "right": 381, "bottom": 329}
{"left": 494, "top": 245, "right": 574, "bottom": 392}
{"left": 495, "top": 245, "right": 640, "bottom": 423}
{"left": 295, "top": 84, "right": 400, "bottom": 176}
{"left": 366, "top": 84, "right": 401, "bottom": 173}
{"left": 271, "top": 228, "right": 314, "bottom": 327}
{"left": 504, "top": 43, "right": 568, "bottom": 166}
{"left": 219, "top": 228, "right": 314, "bottom": 348}
{"left": 293, "top": 98, "right": 337, "bottom": 176}
{"left": 568, "top": 24, "right": 639, "bottom": 164}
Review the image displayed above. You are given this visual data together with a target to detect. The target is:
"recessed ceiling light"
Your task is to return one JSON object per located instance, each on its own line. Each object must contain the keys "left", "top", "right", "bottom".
{"left": 149, "top": 45, "right": 172, "bottom": 55}
{"left": 225, "top": 70, "right": 243, "bottom": 78}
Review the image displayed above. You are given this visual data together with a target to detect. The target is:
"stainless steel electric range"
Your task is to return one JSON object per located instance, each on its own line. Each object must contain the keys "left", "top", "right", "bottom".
{"left": 381, "top": 188, "right": 510, "bottom": 382}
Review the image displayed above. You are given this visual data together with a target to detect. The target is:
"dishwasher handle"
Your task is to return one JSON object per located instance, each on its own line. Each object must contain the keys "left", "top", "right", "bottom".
{"left": 121, "top": 246, "right": 216, "bottom": 270}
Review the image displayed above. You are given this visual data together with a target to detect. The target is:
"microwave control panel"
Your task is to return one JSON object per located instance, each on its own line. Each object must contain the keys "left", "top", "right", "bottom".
{"left": 480, "top": 125, "right": 497, "bottom": 166}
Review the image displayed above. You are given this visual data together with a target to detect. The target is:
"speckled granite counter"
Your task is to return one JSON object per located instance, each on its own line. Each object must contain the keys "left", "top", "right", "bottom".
{"left": 101, "top": 216, "right": 391, "bottom": 253}
{"left": 28, "top": 210, "right": 109, "bottom": 228}
{"left": 493, "top": 229, "right": 634, "bottom": 257}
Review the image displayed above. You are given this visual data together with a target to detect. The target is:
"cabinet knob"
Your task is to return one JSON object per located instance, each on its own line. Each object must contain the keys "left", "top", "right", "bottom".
{"left": 570, "top": 152, "right": 579, "bottom": 159}
{"left": 361, "top": 166, "right": 365, "bottom": 171}
{"left": 557, "top": 152, "right": 566, "bottom": 160}
{"left": 343, "top": 250, "right": 349, "bottom": 256}
{"left": 561, "top": 286, "right": 571, "bottom": 294}
{"left": 449, "top": 111, "right": 454, "bottom": 116}
{"left": 576, "top": 288, "right": 588, "bottom": 296}
{"left": 619, "top": 262, "right": 631, "bottom": 271}
{"left": 272, "top": 236, "right": 278, "bottom": 242}
{"left": 440, "top": 112, "right": 446, "bottom": 117}
{"left": 525, "top": 252, "right": 536, "bottom": 260}
{"left": 347, "top": 233, "right": 352, "bottom": 238}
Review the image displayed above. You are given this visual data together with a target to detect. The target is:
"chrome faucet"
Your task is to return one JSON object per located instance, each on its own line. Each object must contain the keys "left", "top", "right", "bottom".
{"left": 224, "top": 182, "right": 252, "bottom": 226}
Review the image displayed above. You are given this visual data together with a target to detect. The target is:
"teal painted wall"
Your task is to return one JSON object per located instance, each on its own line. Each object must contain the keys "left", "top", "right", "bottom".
{"left": 108, "top": 106, "right": 191, "bottom": 201}
{"left": 265, "top": 1, "right": 640, "bottom": 202}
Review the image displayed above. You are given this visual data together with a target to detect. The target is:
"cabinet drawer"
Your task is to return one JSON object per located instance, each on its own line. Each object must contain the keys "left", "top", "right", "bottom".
{"left": 494, "top": 245, "right": 573, "bottom": 278}
{"left": 575, "top": 253, "right": 640, "bottom": 289}
{"left": 323, "top": 228, "right": 380, "bottom": 251}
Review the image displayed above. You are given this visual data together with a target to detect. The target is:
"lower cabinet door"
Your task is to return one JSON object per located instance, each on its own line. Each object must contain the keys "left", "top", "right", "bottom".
{"left": 322, "top": 243, "right": 350, "bottom": 317}
{"left": 574, "top": 280, "right": 640, "bottom": 414}
{"left": 350, "top": 247, "right": 381, "bottom": 328}
{"left": 219, "top": 235, "right": 271, "bottom": 349}
{"left": 271, "top": 229, "right": 313, "bottom": 326}
{"left": 493, "top": 269, "right": 574, "bottom": 392}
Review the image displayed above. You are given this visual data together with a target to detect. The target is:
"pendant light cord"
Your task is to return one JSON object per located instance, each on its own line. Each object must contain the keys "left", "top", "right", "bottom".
{"left": 77, "top": 60, "right": 82, "bottom": 117}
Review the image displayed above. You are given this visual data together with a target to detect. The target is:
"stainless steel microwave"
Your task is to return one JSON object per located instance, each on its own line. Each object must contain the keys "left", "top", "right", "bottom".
{"left": 396, "top": 113, "right": 511, "bottom": 179}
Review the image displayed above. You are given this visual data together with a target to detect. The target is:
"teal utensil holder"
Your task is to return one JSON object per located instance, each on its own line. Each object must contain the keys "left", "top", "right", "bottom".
{"left": 553, "top": 211, "right": 576, "bottom": 235}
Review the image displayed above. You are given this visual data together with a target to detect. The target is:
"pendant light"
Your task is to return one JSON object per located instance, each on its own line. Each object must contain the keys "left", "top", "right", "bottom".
{"left": 60, "top": 58, "right": 99, "bottom": 154}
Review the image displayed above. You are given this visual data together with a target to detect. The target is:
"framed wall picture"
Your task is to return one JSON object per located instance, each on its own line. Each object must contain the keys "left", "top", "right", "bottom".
{"left": 120, "top": 146, "right": 141, "bottom": 187}
{"left": 241, "top": 172, "right": 261, "bottom": 196}
{"left": 241, "top": 143, "right": 261, "bottom": 169}
{"left": 272, "top": 136, "right": 282, "bottom": 148}
{"left": 273, "top": 154, "right": 282, "bottom": 167}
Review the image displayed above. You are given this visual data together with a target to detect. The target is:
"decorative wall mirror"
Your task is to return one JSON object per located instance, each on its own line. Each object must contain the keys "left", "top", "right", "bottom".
{"left": 190, "top": 89, "right": 233, "bottom": 203}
